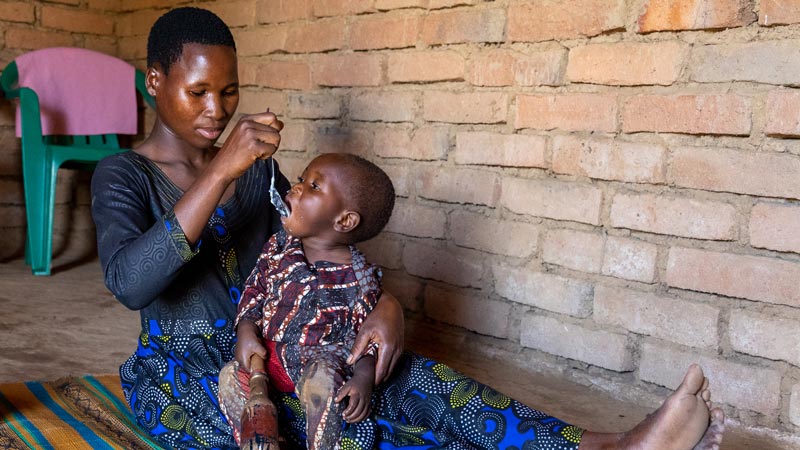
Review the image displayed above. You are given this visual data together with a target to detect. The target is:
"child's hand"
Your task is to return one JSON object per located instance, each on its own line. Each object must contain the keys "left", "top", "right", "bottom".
{"left": 335, "top": 355, "right": 375, "bottom": 423}
{"left": 335, "top": 372, "right": 373, "bottom": 423}
{"left": 234, "top": 321, "right": 267, "bottom": 371}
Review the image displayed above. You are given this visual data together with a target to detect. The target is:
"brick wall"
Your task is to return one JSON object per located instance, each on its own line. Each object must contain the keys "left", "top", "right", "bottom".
{"left": 2, "top": 0, "right": 800, "bottom": 440}
{"left": 0, "top": 1, "right": 121, "bottom": 261}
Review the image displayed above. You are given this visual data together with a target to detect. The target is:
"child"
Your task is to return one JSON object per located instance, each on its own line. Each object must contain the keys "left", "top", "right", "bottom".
{"left": 230, "top": 152, "right": 395, "bottom": 449}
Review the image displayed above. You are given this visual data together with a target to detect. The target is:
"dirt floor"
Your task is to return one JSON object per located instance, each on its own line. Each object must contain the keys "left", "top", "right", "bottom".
{"left": 0, "top": 255, "right": 796, "bottom": 449}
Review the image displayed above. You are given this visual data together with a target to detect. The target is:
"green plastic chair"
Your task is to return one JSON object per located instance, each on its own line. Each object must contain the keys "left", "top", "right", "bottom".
{"left": 0, "top": 48, "right": 154, "bottom": 275}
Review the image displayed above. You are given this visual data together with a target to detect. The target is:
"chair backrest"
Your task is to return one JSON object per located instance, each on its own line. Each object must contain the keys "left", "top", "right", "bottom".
{"left": 1, "top": 47, "right": 154, "bottom": 144}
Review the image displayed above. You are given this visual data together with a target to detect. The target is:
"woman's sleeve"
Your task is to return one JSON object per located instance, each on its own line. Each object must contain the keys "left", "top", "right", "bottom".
{"left": 91, "top": 157, "right": 200, "bottom": 310}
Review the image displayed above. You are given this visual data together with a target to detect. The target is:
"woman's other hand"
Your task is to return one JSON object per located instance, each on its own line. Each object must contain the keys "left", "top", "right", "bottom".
{"left": 349, "top": 291, "right": 404, "bottom": 384}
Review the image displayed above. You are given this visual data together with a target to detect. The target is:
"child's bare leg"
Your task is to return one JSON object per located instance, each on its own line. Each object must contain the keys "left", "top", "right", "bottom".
{"left": 578, "top": 364, "right": 725, "bottom": 450}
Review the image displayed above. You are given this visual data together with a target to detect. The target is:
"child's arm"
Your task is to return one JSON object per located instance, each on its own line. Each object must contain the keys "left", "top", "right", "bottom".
{"left": 335, "top": 355, "right": 376, "bottom": 423}
{"left": 235, "top": 319, "right": 267, "bottom": 371}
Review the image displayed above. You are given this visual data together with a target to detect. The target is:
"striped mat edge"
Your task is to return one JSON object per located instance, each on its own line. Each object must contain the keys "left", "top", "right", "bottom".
{"left": 0, "top": 375, "right": 162, "bottom": 450}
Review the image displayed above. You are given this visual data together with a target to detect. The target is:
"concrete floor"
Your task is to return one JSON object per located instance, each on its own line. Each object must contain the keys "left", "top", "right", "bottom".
{"left": 0, "top": 255, "right": 795, "bottom": 449}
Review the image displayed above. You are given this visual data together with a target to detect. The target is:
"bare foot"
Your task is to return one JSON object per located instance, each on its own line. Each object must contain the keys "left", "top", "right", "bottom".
{"left": 579, "top": 364, "right": 723, "bottom": 450}
{"left": 692, "top": 408, "right": 725, "bottom": 450}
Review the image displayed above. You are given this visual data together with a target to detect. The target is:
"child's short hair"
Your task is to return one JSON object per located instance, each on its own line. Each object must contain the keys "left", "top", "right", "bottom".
{"left": 336, "top": 154, "right": 395, "bottom": 244}
{"left": 147, "top": 7, "right": 236, "bottom": 74}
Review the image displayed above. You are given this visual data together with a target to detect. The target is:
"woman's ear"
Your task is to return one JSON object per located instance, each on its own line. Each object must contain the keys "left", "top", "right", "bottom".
{"left": 334, "top": 211, "right": 361, "bottom": 234}
{"left": 145, "top": 67, "right": 160, "bottom": 97}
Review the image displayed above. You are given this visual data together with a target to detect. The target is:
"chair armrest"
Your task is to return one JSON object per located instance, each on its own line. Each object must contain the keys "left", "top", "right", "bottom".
{"left": 1, "top": 61, "right": 20, "bottom": 99}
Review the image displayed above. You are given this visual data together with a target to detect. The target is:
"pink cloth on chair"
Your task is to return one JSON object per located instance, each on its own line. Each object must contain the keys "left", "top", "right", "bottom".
{"left": 15, "top": 47, "right": 137, "bottom": 137}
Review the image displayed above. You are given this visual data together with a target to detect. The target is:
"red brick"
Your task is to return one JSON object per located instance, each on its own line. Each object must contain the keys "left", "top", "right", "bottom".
{"left": 349, "top": 91, "right": 417, "bottom": 122}
{"left": 454, "top": 132, "right": 546, "bottom": 168}
{"left": 793, "top": 385, "right": 800, "bottom": 427}
{"left": 622, "top": 94, "right": 751, "bottom": 136}
{"left": 359, "top": 235, "right": 404, "bottom": 270}
{"left": 640, "top": 343, "right": 781, "bottom": 415}
{"left": 760, "top": 0, "right": 800, "bottom": 25}
{"left": 313, "top": 0, "right": 375, "bottom": 17}
{"left": 765, "top": 89, "right": 800, "bottom": 137}
{"left": 116, "top": 0, "right": 185, "bottom": 10}
{"left": 516, "top": 94, "right": 617, "bottom": 132}
{"left": 256, "top": 0, "right": 311, "bottom": 24}
{"left": 637, "top": 0, "right": 756, "bottom": 32}
{"left": 501, "top": 177, "right": 603, "bottom": 225}
{"left": 515, "top": 48, "right": 567, "bottom": 86}
{"left": 83, "top": 36, "right": 117, "bottom": 56}
{"left": 117, "top": 35, "right": 147, "bottom": 60}
{"left": 204, "top": 0, "right": 257, "bottom": 28}
{"left": 0, "top": 179, "right": 24, "bottom": 204}
{"left": 749, "top": 202, "right": 800, "bottom": 253}
{"left": 237, "top": 90, "right": 286, "bottom": 116}
{"left": 385, "top": 200, "right": 447, "bottom": 238}
{"left": 423, "top": 91, "right": 507, "bottom": 124}
{"left": 388, "top": 51, "right": 465, "bottom": 83}
{"left": 450, "top": 211, "right": 539, "bottom": 258}
{"left": 253, "top": 61, "right": 312, "bottom": 91}
{"left": 285, "top": 19, "right": 346, "bottom": 53}
{"left": 418, "top": 166, "right": 501, "bottom": 206}
{"left": 287, "top": 93, "right": 341, "bottom": 119}
{"left": 602, "top": 237, "right": 658, "bottom": 283}
{"left": 380, "top": 271, "right": 423, "bottom": 311}
{"left": 313, "top": 54, "right": 383, "bottom": 87}
{"left": 314, "top": 126, "right": 372, "bottom": 156}
{"left": 0, "top": 134, "right": 22, "bottom": 176}
{"left": 669, "top": 146, "right": 800, "bottom": 199}
{"left": 730, "top": 310, "right": 800, "bottom": 366}
{"left": 521, "top": 314, "right": 633, "bottom": 371}
{"left": 595, "top": 285, "right": 719, "bottom": 348}
{"left": 376, "top": 0, "right": 428, "bottom": 10}
{"left": 542, "top": 229, "right": 604, "bottom": 273}
{"left": 425, "top": 285, "right": 510, "bottom": 338}
{"left": 508, "top": 0, "right": 626, "bottom": 43}
{"left": 666, "top": 247, "right": 800, "bottom": 307}
{"left": 469, "top": 50, "right": 515, "bottom": 87}
{"left": 382, "top": 164, "right": 411, "bottom": 197}
{"left": 0, "top": 206, "right": 27, "bottom": 227}
{"left": 374, "top": 127, "right": 449, "bottom": 160}
{"left": 350, "top": 13, "right": 421, "bottom": 50}
{"left": 421, "top": 8, "right": 505, "bottom": 45}
{"left": 5, "top": 27, "right": 74, "bottom": 50}
{"left": 42, "top": 6, "right": 114, "bottom": 35}
{"left": 567, "top": 41, "right": 686, "bottom": 86}
{"left": 273, "top": 155, "right": 307, "bottom": 183}
{"left": 403, "top": 241, "right": 485, "bottom": 288}
{"left": 88, "top": 0, "right": 120, "bottom": 10}
{"left": 493, "top": 264, "right": 593, "bottom": 317}
{"left": 429, "top": 0, "right": 480, "bottom": 8}
{"left": 690, "top": 41, "right": 800, "bottom": 85}
{"left": 279, "top": 122, "right": 310, "bottom": 152}
{"left": 553, "top": 135, "right": 666, "bottom": 184}
{"left": 0, "top": 2, "right": 35, "bottom": 23}
{"left": 234, "top": 26, "right": 288, "bottom": 57}
{"left": 0, "top": 103, "right": 16, "bottom": 126}
{"left": 610, "top": 193, "right": 738, "bottom": 240}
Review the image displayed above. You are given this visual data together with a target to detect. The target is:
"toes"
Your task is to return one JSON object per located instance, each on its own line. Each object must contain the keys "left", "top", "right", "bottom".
{"left": 701, "top": 389, "right": 710, "bottom": 402}
{"left": 678, "top": 364, "right": 705, "bottom": 395}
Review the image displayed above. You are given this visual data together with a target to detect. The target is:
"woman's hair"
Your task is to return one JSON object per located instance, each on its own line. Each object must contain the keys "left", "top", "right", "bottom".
{"left": 147, "top": 7, "right": 236, "bottom": 74}
{"left": 335, "top": 154, "right": 395, "bottom": 244}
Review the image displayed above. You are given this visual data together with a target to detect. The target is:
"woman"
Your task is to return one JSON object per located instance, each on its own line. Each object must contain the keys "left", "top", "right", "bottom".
{"left": 92, "top": 7, "right": 724, "bottom": 450}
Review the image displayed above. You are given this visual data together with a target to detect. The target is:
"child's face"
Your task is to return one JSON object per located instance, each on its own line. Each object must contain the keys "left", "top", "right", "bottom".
{"left": 282, "top": 154, "right": 352, "bottom": 241}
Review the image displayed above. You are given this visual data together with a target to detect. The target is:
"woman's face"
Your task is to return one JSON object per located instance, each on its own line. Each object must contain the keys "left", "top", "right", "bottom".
{"left": 152, "top": 43, "right": 239, "bottom": 150}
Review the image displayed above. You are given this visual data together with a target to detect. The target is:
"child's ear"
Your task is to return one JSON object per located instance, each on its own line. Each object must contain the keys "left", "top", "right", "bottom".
{"left": 145, "top": 66, "right": 160, "bottom": 97}
{"left": 334, "top": 211, "right": 361, "bottom": 234}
